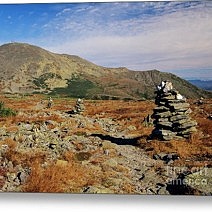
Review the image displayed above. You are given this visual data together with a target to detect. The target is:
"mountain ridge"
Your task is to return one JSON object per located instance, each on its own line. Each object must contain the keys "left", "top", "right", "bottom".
{"left": 188, "top": 80, "right": 212, "bottom": 91}
{"left": 0, "top": 42, "right": 211, "bottom": 99}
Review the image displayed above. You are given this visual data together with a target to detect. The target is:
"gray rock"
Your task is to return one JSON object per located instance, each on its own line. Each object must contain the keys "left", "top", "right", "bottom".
{"left": 153, "top": 111, "right": 172, "bottom": 118}
{"left": 157, "top": 121, "right": 173, "bottom": 128}
{"left": 178, "top": 121, "right": 197, "bottom": 129}
{"left": 172, "top": 118, "right": 191, "bottom": 125}
{"left": 153, "top": 106, "right": 169, "bottom": 112}
{"left": 161, "top": 95, "right": 176, "bottom": 100}
{"left": 156, "top": 118, "right": 169, "bottom": 122}
{"left": 184, "top": 168, "right": 212, "bottom": 194}
{"left": 167, "top": 99, "right": 186, "bottom": 103}
{"left": 170, "top": 115, "right": 188, "bottom": 122}
{"left": 177, "top": 127, "right": 197, "bottom": 135}
{"left": 169, "top": 103, "right": 190, "bottom": 110}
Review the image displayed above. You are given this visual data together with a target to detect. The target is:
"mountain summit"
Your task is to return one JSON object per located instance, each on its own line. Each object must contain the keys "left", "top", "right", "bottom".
{"left": 0, "top": 42, "right": 210, "bottom": 99}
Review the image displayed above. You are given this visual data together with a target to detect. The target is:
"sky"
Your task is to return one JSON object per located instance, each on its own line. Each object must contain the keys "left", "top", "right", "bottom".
{"left": 0, "top": 1, "right": 212, "bottom": 80}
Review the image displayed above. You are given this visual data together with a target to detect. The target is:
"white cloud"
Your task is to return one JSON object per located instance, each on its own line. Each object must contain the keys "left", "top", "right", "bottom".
{"left": 47, "top": 3, "right": 212, "bottom": 76}
{"left": 40, "top": 2, "right": 212, "bottom": 79}
{"left": 56, "top": 7, "right": 72, "bottom": 17}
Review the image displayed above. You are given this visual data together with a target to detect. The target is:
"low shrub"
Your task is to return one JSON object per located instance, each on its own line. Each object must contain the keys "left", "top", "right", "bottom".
{"left": 0, "top": 101, "right": 17, "bottom": 117}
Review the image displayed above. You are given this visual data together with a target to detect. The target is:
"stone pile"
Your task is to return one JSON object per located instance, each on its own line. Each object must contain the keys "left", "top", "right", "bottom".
{"left": 151, "top": 81, "right": 197, "bottom": 140}
{"left": 72, "top": 98, "right": 85, "bottom": 115}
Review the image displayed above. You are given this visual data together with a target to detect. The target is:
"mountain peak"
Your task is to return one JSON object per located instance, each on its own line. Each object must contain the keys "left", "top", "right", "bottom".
{"left": 0, "top": 42, "right": 211, "bottom": 99}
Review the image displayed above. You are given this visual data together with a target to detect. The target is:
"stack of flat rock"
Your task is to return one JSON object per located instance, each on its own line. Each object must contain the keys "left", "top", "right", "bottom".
{"left": 73, "top": 98, "right": 85, "bottom": 115}
{"left": 151, "top": 81, "right": 197, "bottom": 140}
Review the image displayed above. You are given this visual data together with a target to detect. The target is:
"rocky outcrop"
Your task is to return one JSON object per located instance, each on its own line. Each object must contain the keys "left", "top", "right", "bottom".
{"left": 151, "top": 81, "right": 197, "bottom": 140}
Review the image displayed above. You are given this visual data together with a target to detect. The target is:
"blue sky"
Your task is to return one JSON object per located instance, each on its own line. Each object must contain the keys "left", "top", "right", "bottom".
{"left": 0, "top": 1, "right": 212, "bottom": 80}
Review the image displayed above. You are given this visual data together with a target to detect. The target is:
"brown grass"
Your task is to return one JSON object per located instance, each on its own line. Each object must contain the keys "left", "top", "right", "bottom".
{"left": 4, "top": 148, "right": 48, "bottom": 167}
{"left": 22, "top": 160, "right": 102, "bottom": 193}
{"left": 0, "top": 138, "right": 17, "bottom": 150}
{"left": 0, "top": 94, "right": 211, "bottom": 192}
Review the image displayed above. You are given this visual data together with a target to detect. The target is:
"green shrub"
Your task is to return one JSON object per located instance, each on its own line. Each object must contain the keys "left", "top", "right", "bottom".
{"left": 50, "top": 76, "right": 102, "bottom": 98}
{"left": 0, "top": 101, "right": 17, "bottom": 117}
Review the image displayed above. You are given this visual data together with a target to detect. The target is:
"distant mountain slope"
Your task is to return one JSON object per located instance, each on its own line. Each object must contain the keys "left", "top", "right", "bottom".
{"left": 0, "top": 42, "right": 211, "bottom": 99}
{"left": 188, "top": 80, "right": 212, "bottom": 91}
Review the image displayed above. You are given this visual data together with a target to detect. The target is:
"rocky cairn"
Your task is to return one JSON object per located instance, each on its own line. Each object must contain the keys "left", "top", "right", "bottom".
{"left": 151, "top": 81, "right": 197, "bottom": 140}
{"left": 72, "top": 98, "right": 85, "bottom": 115}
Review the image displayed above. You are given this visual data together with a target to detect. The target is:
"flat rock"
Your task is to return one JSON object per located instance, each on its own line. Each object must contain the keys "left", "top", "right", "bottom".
{"left": 156, "top": 118, "right": 169, "bottom": 122}
{"left": 177, "top": 127, "right": 197, "bottom": 135}
{"left": 178, "top": 121, "right": 197, "bottom": 129}
{"left": 172, "top": 118, "right": 191, "bottom": 125}
{"left": 161, "top": 95, "right": 176, "bottom": 100}
{"left": 169, "top": 103, "right": 190, "bottom": 110}
{"left": 153, "top": 106, "right": 169, "bottom": 112}
{"left": 157, "top": 121, "right": 173, "bottom": 128}
{"left": 153, "top": 111, "right": 172, "bottom": 118}
{"left": 184, "top": 168, "right": 212, "bottom": 194}
{"left": 167, "top": 99, "right": 186, "bottom": 103}
{"left": 170, "top": 115, "right": 189, "bottom": 122}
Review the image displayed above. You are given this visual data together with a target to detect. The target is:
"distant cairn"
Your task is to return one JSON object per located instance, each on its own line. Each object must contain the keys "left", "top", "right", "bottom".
{"left": 150, "top": 81, "right": 197, "bottom": 141}
{"left": 72, "top": 98, "right": 85, "bottom": 115}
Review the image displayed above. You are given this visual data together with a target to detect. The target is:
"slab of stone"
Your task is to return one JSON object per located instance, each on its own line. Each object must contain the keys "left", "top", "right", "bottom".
{"left": 153, "top": 106, "right": 170, "bottom": 112}
{"left": 169, "top": 103, "right": 190, "bottom": 110}
{"left": 177, "top": 127, "right": 198, "bottom": 135}
{"left": 157, "top": 118, "right": 169, "bottom": 122}
{"left": 178, "top": 121, "right": 197, "bottom": 129}
{"left": 172, "top": 118, "right": 191, "bottom": 125}
{"left": 167, "top": 99, "right": 186, "bottom": 103}
{"left": 161, "top": 95, "right": 176, "bottom": 100}
{"left": 170, "top": 115, "right": 188, "bottom": 122}
{"left": 153, "top": 111, "right": 172, "bottom": 118}
{"left": 157, "top": 121, "right": 173, "bottom": 128}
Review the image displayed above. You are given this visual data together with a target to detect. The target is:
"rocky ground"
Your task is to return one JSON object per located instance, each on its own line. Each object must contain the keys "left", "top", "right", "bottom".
{"left": 0, "top": 95, "right": 211, "bottom": 195}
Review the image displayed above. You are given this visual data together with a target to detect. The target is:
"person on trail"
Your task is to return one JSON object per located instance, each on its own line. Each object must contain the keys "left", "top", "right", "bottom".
{"left": 47, "top": 97, "right": 53, "bottom": 108}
